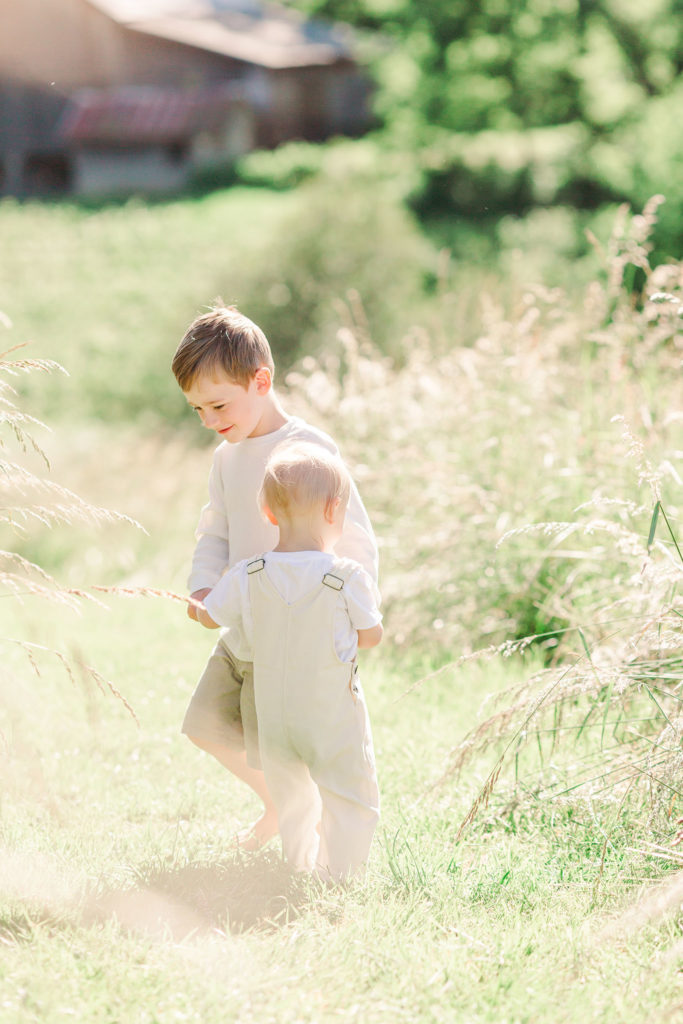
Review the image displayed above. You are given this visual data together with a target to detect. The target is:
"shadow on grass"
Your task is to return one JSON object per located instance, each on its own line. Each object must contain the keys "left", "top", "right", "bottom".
{"left": 92, "top": 849, "right": 321, "bottom": 939}
{"left": 0, "top": 849, "right": 331, "bottom": 944}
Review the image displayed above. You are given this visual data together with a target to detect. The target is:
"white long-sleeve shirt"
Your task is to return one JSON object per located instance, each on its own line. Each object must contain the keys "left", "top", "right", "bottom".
{"left": 188, "top": 416, "right": 379, "bottom": 594}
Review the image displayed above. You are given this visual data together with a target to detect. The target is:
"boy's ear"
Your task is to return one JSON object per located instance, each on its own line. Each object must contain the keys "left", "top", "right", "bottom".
{"left": 262, "top": 504, "right": 278, "bottom": 526}
{"left": 253, "top": 366, "right": 272, "bottom": 394}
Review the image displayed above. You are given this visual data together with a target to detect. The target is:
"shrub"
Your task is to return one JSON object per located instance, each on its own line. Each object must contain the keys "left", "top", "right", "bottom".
{"left": 227, "top": 170, "right": 436, "bottom": 366}
{"left": 407, "top": 124, "right": 603, "bottom": 218}
{"left": 233, "top": 139, "right": 330, "bottom": 190}
{"left": 618, "top": 82, "right": 683, "bottom": 261}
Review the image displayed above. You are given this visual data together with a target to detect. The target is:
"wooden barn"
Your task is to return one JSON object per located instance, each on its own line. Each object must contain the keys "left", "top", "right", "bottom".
{"left": 0, "top": 0, "right": 372, "bottom": 197}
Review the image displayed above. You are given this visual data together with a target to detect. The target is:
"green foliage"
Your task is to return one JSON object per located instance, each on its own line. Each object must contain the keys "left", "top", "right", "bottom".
{"left": 289, "top": 0, "right": 683, "bottom": 251}
{"left": 299, "top": 0, "right": 683, "bottom": 133}
{"left": 226, "top": 172, "right": 435, "bottom": 367}
{"left": 0, "top": 180, "right": 435, "bottom": 424}
{"left": 405, "top": 122, "right": 610, "bottom": 218}
{"left": 0, "top": 189, "right": 297, "bottom": 424}
{"left": 617, "top": 82, "right": 683, "bottom": 260}
{"left": 5, "top": 182, "right": 678, "bottom": 441}
{"left": 233, "top": 139, "right": 330, "bottom": 189}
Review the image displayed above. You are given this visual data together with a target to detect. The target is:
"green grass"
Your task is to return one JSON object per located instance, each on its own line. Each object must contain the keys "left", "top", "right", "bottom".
{"left": 3, "top": 595, "right": 682, "bottom": 1024}
{"left": 1, "top": 178, "right": 432, "bottom": 424}
{"left": 0, "top": 181, "right": 624, "bottom": 429}
{"left": 2, "top": 188, "right": 683, "bottom": 1022}
{"left": 0, "top": 188, "right": 297, "bottom": 422}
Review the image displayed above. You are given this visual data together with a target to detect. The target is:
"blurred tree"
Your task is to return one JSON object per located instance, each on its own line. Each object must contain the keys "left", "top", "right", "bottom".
{"left": 292, "top": 0, "right": 683, "bottom": 250}
{"left": 296, "top": 0, "right": 683, "bottom": 130}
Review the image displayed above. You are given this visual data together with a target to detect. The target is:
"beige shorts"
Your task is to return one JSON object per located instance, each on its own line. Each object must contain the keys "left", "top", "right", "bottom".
{"left": 181, "top": 636, "right": 261, "bottom": 768}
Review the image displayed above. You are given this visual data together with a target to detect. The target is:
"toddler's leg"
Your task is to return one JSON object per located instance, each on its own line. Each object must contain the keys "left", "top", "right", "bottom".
{"left": 261, "top": 753, "right": 321, "bottom": 872}
{"left": 315, "top": 778, "right": 380, "bottom": 883}
{"left": 310, "top": 693, "right": 380, "bottom": 882}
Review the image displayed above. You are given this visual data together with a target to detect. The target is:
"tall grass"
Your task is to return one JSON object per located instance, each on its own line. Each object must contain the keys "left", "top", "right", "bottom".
{"left": 0, "top": 322, "right": 140, "bottom": 718}
{"left": 284, "top": 199, "right": 679, "bottom": 646}
{"left": 279, "top": 197, "right": 682, "bottom": 852}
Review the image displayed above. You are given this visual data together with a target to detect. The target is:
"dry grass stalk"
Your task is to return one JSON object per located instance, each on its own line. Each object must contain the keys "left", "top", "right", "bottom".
{"left": 2, "top": 330, "right": 140, "bottom": 721}
{"left": 92, "top": 584, "right": 201, "bottom": 613}
{"left": 2, "top": 637, "right": 138, "bottom": 724}
{"left": 2, "top": 462, "right": 144, "bottom": 533}
{"left": 445, "top": 578, "right": 682, "bottom": 839}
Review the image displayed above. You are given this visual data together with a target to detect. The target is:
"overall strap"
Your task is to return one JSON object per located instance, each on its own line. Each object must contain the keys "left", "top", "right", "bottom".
{"left": 321, "top": 559, "right": 358, "bottom": 592}
{"left": 246, "top": 557, "right": 266, "bottom": 575}
{"left": 322, "top": 572, "right": 344, "bottom": 591}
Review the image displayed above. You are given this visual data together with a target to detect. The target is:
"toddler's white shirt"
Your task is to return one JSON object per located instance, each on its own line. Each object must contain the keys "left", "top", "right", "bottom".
{"left": 204, "top": 551, "right": 382, "bottom": 663}
{"left": 188, "top": 416, "right": 379, "bottom": 593}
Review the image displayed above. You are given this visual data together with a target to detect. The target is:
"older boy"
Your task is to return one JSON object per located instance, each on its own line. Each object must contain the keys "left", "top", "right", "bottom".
{"left": 196, "top": 443, "right": 382, "bottom": 882}
{"left": 172, "top": 305, "right": 378, "bottom": 849}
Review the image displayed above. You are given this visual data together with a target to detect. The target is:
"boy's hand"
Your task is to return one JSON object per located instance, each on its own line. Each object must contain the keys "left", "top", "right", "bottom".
{"left": 188, "top": 588, "right": 211, "bottom": 621}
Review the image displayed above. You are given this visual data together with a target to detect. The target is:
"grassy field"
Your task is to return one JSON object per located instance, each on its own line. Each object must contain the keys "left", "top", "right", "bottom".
{"left": 4, "top": 594, "right": 683, "bottom": 1024}
{"left": 2, "top": 188, "right": 683, "bottom": 1022}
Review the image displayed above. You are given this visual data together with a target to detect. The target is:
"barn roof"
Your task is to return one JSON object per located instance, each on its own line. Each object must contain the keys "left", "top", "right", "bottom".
{"left": 88, "top": 0, "right": 356, "bottom": 70}
{"left": 58, "top": 82, "right": 247, "bottom": 143}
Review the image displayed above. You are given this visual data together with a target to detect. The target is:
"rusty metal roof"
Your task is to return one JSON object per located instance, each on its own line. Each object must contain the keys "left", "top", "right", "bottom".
{"left": 57, "top": 83, "right": 246, "bottom": 143}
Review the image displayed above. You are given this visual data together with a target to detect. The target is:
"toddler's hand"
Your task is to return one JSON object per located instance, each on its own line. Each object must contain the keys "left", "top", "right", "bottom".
{"left": 188, "top": 588, "right": 211, "bottom": 621}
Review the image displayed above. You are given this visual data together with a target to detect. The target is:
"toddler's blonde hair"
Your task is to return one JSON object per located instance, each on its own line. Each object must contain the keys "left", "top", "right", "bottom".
{"left": 259, "top": 442, "right": 351, "bottom": 521}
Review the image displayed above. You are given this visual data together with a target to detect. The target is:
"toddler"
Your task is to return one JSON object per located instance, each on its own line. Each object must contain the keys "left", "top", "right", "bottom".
{"left": 196, "top": 442, "right": 382, "bottom": 882}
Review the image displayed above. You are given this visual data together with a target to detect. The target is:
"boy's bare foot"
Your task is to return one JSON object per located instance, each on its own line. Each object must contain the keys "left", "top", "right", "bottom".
{"left": 234, "top": 811, "right": 279, "bottom": 851}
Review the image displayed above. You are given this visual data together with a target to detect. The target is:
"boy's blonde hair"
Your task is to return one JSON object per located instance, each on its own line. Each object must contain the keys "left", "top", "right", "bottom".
{"left": 172, "top": 304, "right": 274, "bottom": 391}
{"left": 259, "top": 442, "right": 351, "bottom": 522}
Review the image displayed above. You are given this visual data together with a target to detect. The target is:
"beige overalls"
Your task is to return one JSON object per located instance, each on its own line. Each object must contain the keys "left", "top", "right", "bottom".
{"left": 246, "top": 556, "right": 380, "bottom": 882}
